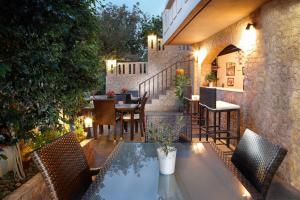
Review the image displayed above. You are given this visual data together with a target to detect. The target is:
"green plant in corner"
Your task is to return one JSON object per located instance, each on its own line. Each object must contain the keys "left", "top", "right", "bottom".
{"left": 175, "top": 74, "right": 190, "bottom": 105}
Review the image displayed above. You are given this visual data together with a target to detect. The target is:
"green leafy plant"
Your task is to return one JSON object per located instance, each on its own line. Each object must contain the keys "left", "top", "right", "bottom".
{"left": 0, "top": 0, "right": 103, "bottom": 141}
{"left": 175, "top": 74, "right": 190, "bottom": 104}
{"left": 205, "top": 71, "right": 217, "bottom": 83}
{"left": 147, "top": 116, "right": 184, "bottom": 155}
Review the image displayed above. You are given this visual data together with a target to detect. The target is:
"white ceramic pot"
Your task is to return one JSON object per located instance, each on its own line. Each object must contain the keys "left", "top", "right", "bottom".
{"left": 209, "top": 82, "right": 214, "bottom": 87}
{"left": 157, "top": 146, "right": 177, "bottom": 175}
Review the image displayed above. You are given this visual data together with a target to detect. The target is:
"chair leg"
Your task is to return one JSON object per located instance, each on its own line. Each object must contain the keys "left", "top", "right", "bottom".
{"left": 100, "top": 125, "right": 104, "bottom": 135}
{"left": 140, "top": 118, "right": 144, "bottom": 137}
{"left": 113, "top": 124, "right": 117, "bottom": 142}
{"left": 135, "top": 121, "right": 138, "bottom": 133}
{"left": 93, "top": 123, "right": 98, "bottom": 139}
{"left": 124, "top": 122, "right": 128, "bottom": 133}
{"left": 142, "top": 113, "right": 146, "bottom": 132}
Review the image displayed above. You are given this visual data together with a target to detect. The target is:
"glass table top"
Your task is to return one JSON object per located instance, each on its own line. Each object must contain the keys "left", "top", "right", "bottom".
{"left": 83, "top": 142, "right": 248, "bottom": 200}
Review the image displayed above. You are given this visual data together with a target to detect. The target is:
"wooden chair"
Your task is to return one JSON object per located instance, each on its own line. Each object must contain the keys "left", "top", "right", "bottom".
{"left": 123, "top": 97, "right": 148, "bottom": 137}
{"left": 32, "top": 133, "right": 100, "bottom": 200}
{"left": 231, "top": 129, "right": 287, "bottom": 199}
{"left": 93, "top": 99, "right": 117, "bottom": 139}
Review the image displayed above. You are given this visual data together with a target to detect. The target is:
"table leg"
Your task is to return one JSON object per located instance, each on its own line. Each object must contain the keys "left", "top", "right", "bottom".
{"left": 206, "top": 108, "right": 209, "bottom": 141}
{"left": 130, "top": 111, "right": 134, "bottom": 140}
{"left": 237, "top": 110, "right": 241, "bottom": 142}
{"left": 213, "top": 111, "right": 217, "bottom": 143}
{"left": 218, "top": 111, "right": 221, "bottom": 138}
{"left": 226, "top": 111, "right": 231, "bottom": 147}
{"left": 199, "top": 105, "right": 202, "bottom": 141}
{"left": 120, "top": 112, "right": 124, "bottom": 139}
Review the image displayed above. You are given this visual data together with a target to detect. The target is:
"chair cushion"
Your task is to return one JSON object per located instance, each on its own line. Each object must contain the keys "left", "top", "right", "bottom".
{"left": 123, "top": 114, "right": 140, "bottom": 120}
{"left": 231, "top": 129, "right": 287, "bottom": 197}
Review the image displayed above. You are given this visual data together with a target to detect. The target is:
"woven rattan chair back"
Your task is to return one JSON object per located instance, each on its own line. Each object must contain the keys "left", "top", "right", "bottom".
{"left": 93, "top": 99, "right": 116, "bottom": 125}
{"left": 32, "top": 133, "right": 92, "bottom": 200}
{"left": 231, "top": 129, "right": 287, "bottom": 199}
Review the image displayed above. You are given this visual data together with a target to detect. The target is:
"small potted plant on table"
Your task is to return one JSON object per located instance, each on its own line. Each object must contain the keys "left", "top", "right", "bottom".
{"left": 147, "top": 117, "right": 184, "bottom": 175}
{"left": 205, "top": 71, "right": 217, "bottom": 87}
{"left": 106, "top": 90, "right": 115, "bottom": 99}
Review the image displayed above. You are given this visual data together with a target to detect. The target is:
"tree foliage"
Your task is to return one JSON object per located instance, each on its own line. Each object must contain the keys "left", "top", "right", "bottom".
{"left": 98, "top": 3, "right": 162, "bottom": 61}
{"left": 0, "top": 0, "right": 103, "bottom": 140}
{"left": 98, "top": 3, "right": 144, "bottom": 60}
{"left": 140, "top": 15, "right": 162, "bottom": 55}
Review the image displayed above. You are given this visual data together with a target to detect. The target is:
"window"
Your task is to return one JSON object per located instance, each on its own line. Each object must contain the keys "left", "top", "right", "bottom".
{"left": 123, "top": 64, "right": 125, "bottom": 74}
{"left": 118, "top": 65, "right": 121, "bottom": 74}
{"left": 133, "top": 64, "right": 135, "bottom": 74}
{"left": 144, "top": 63, "right": 147, "bottom": 74}
{"left": 129, "top": 64, "right": 131, "bottom": 74}
{"left": 140, "top": 64, "right": 142, "bottom": 74}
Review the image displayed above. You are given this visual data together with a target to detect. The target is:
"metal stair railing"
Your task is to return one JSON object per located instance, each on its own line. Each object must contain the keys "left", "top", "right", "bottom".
{"left": 139, "top": 59, "right": 193, "bottom": 101}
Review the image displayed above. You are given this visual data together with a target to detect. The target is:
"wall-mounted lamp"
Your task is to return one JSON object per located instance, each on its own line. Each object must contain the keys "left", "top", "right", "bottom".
{"left": 239, "top": 23, "right": 257, "bottom": 51}
{"left": 194, "top": 48, "right": 207, "bottom": 64}
{"left": 245, "top": 23, "right": 255, "bottom": 30}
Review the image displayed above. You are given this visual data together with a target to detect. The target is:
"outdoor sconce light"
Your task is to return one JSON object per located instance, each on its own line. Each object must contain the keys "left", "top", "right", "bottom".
{"left": 84, "top": 117, "right": 93, "bottom": 128}
{"left": 240, "top": 23, "right": 257, "bottom": 51}
{"left": 193, "top": 48, "right": 207, "bottom": 64}
{"left": 84, "top": 117, "right": 93, "bottom": 138}
{"left": 245, "top": 23, "right": 255, "bottom": 30}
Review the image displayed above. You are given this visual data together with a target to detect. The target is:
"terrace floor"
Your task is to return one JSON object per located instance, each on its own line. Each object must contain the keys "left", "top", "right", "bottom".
{"left": 89, "top": 111, "right": 300, "bottom": 200}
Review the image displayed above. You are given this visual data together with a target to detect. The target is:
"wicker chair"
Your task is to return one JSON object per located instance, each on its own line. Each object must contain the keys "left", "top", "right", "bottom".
{"left": 93, "top": 99, "right": 117, "bottom": 139}
{"left": 31, "top": 133, "right": 99, "bottom": 200}
{"left": 231, "top": 129, "right": 287, "bottom": 199}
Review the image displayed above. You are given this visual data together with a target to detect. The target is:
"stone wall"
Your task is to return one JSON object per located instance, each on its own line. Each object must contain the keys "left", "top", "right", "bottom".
{"left": 106, "top": 42, "right": 191, "bottom": 94}
{"left": 193, "top": 0, "right": 300, "bottom": 190}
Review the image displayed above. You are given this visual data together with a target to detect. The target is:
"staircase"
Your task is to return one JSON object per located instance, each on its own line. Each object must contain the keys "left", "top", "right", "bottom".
{"left": 138, "top": 59, "right": 193, "bottom": 111}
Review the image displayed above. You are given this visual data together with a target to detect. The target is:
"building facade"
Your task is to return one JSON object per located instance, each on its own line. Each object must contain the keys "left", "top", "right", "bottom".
{"left": 105, "top": 35, "right": 191, "bottom": 94}
{"left": 163, "top": 0, "right": 300, "bottom": 190}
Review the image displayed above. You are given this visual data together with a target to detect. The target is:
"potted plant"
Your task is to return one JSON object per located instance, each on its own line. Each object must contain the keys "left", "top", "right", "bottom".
{"left": 205, "top": 71, "right": 217, "bottom": 87}
{"left": 175, "top": 69, "right": 190, "bottom": 112}
{"left": 106, "top": 90, "right": 115, "bottom": 98}
{"left": 147, "top": 117, "right": 184, "bottom": 175}
{"left": 121, "top": 88, "right": 128, "bottom": 94}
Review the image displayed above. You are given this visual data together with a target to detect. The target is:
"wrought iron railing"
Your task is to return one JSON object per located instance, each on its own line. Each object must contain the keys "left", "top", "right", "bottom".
{"left": 138, "top": 59, "right": 193, "bottom": 101}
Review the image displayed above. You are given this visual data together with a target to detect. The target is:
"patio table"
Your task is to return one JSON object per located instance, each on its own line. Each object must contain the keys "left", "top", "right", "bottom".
{"left": 83, "top": 142, "right": 254, "bottom": 200}
{"left": 115, "top": 104, "right": 139, "bottom": 140}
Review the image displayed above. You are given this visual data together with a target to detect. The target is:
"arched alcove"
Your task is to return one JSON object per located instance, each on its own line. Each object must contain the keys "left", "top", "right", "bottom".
{"left": 200, "top": 44, "right": 244, "bottom": 90}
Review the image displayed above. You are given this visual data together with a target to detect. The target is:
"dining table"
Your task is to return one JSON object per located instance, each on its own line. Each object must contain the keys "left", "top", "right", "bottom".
{"left": 115, "top": 104, "right": 139, "bottom": 140}
{"left": 82, "top": 142, "right": 257, "bottom": 200}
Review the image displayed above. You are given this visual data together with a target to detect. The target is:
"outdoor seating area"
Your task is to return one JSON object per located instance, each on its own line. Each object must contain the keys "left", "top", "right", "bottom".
{"left": 1, "top": 0, "right": 300, "bottom": 200}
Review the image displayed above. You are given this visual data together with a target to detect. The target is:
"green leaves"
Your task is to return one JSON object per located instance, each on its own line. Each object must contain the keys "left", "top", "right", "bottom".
{"left": 0, "top": 63, "right": 11, "bottom": 77}
{"left": 0, "top": 0, "right": 104, "bottom": 141}
{"left": 175, "top": 75, "right": 190, "bottom": 103}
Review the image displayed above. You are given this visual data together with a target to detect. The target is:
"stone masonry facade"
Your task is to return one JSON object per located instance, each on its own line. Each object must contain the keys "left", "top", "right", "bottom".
{"left": 193, "top": 0, "right": 300, "bottom": 190}
{"left": 106, "top": 35, "right": 191, "bottom": 94}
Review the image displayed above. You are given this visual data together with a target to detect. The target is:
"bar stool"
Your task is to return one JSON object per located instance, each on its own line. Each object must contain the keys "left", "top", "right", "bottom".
{"left": 199, "top": 100, "right": 240, "bottom": 147}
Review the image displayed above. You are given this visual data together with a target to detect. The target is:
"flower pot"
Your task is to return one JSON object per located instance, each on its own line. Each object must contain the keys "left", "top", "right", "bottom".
{"left": 209, "top": 82, "right": 214, "bottom": 87}
{"left": 157, "top": 146, "right": 177, "bottom": 175}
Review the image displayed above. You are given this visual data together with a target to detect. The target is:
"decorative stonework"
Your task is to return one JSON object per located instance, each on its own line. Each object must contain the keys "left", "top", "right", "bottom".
{"left": 193, "top": 0, "right": 300, "bottom": 190}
